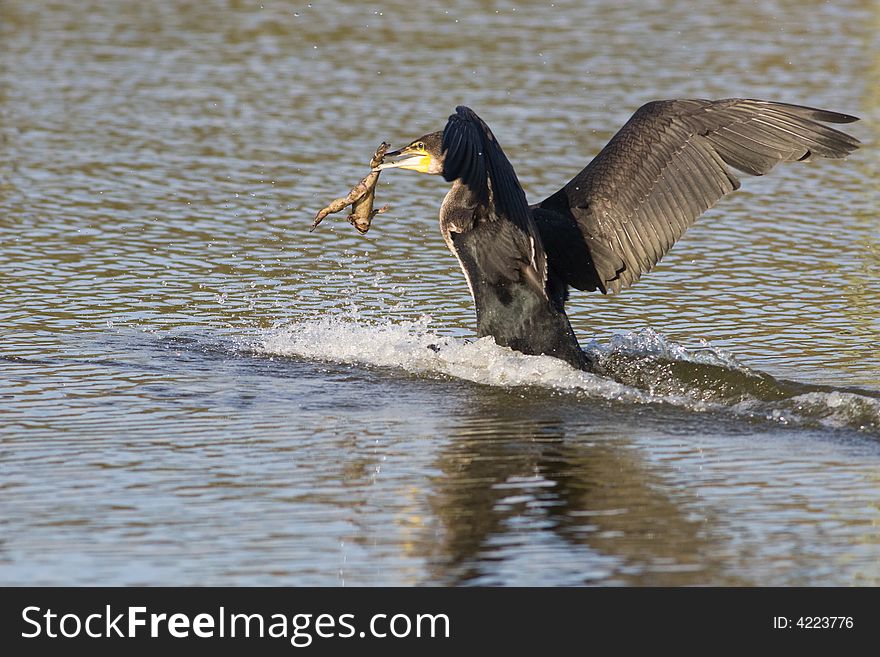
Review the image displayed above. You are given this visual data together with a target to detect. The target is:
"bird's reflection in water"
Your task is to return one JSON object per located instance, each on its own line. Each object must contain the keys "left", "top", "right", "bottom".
{"left": 422, "top": 393, "right": 737, "bottom": 585}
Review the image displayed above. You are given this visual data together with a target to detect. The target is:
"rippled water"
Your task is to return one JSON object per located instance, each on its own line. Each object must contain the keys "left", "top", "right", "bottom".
{"left": 2, "top": 0, "right": 879, "bottom": 585}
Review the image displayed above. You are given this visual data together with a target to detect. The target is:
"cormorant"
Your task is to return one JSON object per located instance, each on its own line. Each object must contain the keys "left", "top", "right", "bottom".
{"left": 375, "top": 100, "right": 860, "bottom": 370}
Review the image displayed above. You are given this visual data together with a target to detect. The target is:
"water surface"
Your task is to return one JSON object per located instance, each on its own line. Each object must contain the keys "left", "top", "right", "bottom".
{"left": 1, "top": 0, "right": 879, "bottom": 585}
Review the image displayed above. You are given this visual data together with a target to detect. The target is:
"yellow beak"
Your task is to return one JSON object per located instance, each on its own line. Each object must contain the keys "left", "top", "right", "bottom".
{"left": 374, "top": 148, "right": 432, "bottom": 173}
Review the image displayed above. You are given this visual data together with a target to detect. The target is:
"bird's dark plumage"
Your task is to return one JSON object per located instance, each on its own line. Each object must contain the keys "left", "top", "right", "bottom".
{"left": 377, "top": 99, "right": 860, "bottom": 370}
{"left": 443, "top": 106, "right": 535, "bottom": 236}
{"left": 437, "top": 106, "right": 590, "bottom": 366}
{"left": 535, "top": 99, "right": 860, "bottom": 294}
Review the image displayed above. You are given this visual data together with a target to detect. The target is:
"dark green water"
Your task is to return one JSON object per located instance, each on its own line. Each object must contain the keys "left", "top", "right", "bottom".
{"left": 1, "top": 0, "right": 879, "bottom": 585}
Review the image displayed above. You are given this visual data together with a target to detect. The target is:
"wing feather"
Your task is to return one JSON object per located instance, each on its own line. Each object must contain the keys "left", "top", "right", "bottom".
{"left": 441, "top": 106, "right": 548, "bottom": 297}
{"left": 534, "top": 98, "right": 860, "bottom": 293}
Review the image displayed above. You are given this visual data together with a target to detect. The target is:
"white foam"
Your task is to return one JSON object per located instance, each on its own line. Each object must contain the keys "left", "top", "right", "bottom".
{"left": 779, "top": 391, "right": 880, "bottom": 431}
{"left": 593, "top": 327, "right": 752, "bottom": 371}
{"left": 257, "top": 314, "right": 642, "bottom": 401}
{"left": 255, "top": 315, "right": 880, "bottom": 433}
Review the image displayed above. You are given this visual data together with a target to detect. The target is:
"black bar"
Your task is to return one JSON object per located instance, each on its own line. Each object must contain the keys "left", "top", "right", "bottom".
{"left": 1, "top": 587, "right": 874, "bottom": 654}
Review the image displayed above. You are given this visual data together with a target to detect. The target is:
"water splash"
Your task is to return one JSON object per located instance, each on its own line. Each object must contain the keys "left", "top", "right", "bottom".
{"left": 259, "top": 313, "right": 637, "bottom": 400}
{"left": 255, "top": 315, "right": 880, "bottom": 434}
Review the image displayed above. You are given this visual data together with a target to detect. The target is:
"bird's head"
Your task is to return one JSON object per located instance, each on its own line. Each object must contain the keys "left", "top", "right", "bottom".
{"left": 374, "top": 131, "right": 444, "bottom": 174}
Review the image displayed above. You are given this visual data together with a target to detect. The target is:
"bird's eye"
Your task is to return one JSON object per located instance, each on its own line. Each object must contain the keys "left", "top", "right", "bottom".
{"left": 417, "top": 142, "right": 425, "bottom": 150}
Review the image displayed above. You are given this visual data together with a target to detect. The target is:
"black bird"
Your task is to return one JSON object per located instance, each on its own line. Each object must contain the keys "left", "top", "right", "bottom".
{"left": 376, "top": 100, "right": 860, "bottom": 370}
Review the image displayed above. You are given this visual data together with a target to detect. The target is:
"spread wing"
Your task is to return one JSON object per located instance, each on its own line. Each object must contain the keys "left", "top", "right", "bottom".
{"left": 534, "top": 99, "right": 860, "bottom": 294}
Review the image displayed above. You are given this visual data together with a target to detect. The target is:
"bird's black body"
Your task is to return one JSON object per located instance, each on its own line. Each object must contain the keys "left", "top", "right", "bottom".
{"left": 436, "top": 107, "right": 587, "bottom": 368}
{"left": 448, "top": 210, "right": 588, "bottom": 369}
{"left": 378, "top": 100, "right": 860, "bottom": 370}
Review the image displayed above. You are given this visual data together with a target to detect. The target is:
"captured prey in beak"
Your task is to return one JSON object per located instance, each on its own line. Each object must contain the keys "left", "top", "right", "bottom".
{"left": 374, "top": 131, "right": 445, "bottom": 174}
{"left": 310, "top": 141, "right": 390, "bottom": 234}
